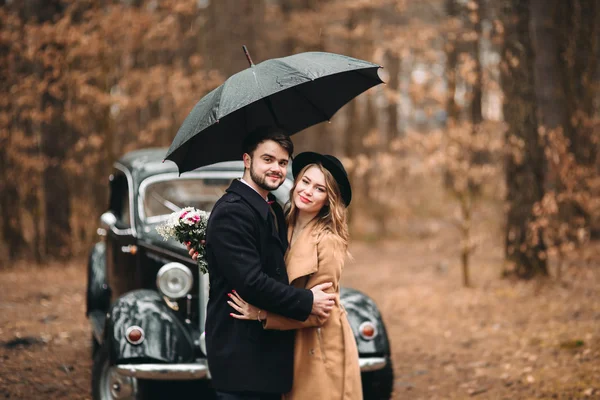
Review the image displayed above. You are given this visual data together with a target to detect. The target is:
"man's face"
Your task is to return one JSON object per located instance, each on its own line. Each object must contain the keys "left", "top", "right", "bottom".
{"left": 244, "top": 140, "right": 289, "bottom": 191}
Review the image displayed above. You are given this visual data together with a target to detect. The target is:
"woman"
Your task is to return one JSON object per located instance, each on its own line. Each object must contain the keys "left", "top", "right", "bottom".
{"left": 227, "top": 152, "right": 362, "bottom": 400}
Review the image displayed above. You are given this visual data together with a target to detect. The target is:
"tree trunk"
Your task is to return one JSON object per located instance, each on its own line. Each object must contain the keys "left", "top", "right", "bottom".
{"left": 459, "top": 194, "right": 472, "bottom": 287}
{"left": 343, "top": 10, "right": 362, "bottom": 230}
{"left": 385, "top": 50, "right": 400, "bottom": 140}
{"left": 0, "top": 136, "right": 27, "bottom": 261}
{"left": 445, "top": 0, "right": 460, "bottom": 125}
{"left": 470, "top": 0, "right": 483, "bottom": 126}
{"left": 530, "top": 0, "right": 567, "bottom": 130}
{"left": 344, "top": 10, "right": 362, "bottom": 160}
{"left": 40, "top": 78, "right": 71, "bottom": 259}
{"left": 501, "top": 0, "right": 548, "bottom": 278}
{"left": 0, "top": 18, "right": 27, "bottom": 261}
{"left": 530, "top": 0, "right": 568, "bottom": 198}
{"left": 557, "top": 0, "right": 599, "bottom": 167}
{"left": 28, "top": 1, "right": 72, "bottom": 260}
{"left": 551, "top": 0, "right": 599, "bottom": 238}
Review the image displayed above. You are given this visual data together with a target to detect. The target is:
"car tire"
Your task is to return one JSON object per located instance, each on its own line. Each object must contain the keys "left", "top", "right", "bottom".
{"left": 361, "top": 357, "right": 394, "bottom": 400}
{"left": 92, "top": 342, "right": 147, "bottom": 400}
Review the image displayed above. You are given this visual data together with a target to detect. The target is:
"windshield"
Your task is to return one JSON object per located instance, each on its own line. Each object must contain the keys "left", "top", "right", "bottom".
{"left": 139, "top": 173, "right": 293, "bottom": 224}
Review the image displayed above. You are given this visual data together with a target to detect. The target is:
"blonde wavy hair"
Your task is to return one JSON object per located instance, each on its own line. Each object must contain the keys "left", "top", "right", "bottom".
{"left": 286, "top": 163, "right": 350, "bottom": 250}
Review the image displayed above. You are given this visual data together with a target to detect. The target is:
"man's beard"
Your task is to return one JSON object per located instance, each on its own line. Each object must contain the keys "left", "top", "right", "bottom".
{"left": 250, "top": 159, "right": 283, "bottom": 191}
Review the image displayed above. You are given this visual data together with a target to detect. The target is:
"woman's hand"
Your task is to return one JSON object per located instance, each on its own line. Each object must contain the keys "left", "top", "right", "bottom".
{"left": 227, "top": 291, "right": 265, "bottom": 321}
{"left": 185, "top": 240, "right": 205, "bottom": 261}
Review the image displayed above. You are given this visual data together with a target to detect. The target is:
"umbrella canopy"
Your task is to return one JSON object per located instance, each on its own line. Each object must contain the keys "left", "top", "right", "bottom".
{"left": 165, "top": 51, "right": 383, "bottom": 173}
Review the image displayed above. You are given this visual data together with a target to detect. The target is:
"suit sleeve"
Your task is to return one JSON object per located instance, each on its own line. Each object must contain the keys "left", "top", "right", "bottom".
{"left": 263, "top": 234, "right": 344, "bottom": 330}
{"left": 207, "top": 201, "right": 313, "bottom": 321}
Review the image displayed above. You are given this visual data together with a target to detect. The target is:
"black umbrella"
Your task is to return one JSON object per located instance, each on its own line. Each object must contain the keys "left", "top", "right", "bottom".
{"left": 165, "top": 48, "right": 383, "bottom": 173}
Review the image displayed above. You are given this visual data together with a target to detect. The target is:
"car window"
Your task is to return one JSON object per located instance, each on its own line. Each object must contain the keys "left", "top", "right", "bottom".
{"left": 141, "top": 174, "right": 293, "bottom": 224}
{"left": 142, "top": 177, "right": 232, "bottom": 222}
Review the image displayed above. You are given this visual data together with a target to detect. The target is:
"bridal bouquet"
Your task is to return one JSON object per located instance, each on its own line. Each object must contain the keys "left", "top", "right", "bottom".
{"left": 156, "top": 207, "right": 210, "bottom": 274}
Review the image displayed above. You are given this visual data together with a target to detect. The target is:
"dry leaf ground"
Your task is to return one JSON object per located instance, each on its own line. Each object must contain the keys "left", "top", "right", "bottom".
{"left": 1, "top": 229, "right": 599, "bottom": 399}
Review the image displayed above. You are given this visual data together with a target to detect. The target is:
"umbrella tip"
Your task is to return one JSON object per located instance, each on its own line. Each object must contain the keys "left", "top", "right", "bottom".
{"left": 242, "top": 45, "right": 254, "bottom": 67}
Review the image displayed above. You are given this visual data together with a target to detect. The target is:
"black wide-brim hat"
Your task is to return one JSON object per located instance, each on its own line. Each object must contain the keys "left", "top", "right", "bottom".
{"left": 292, "top": 152, "right": 352, "bottom": 207}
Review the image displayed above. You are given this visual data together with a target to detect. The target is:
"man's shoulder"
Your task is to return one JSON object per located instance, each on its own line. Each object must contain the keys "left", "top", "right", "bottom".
{"left": 211, "top": 192, "right": 254, "bottom": 217}
{"left": 220, "top": 191, "right": 242, "bottom": 204}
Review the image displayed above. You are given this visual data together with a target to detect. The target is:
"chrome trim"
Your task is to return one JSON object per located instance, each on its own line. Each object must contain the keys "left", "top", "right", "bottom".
{"left": 199, "top": 272, "right": 209, "bottom": 333}
{"left": 115, "top": 361, "right": 209, "bottom": 380}
{"left": 110, "top": 226, "right": 133, "bottom": 236}
{"left": 116, "top": 357, "right": 385, "bottom": 380}
{"left": 186, "top": 294, "right": 192, "bottom": 319}
{"left": 121, "top": 245, "right": 137, "bottom": 254}
{"left": 358, "top": 320, "right": 378, "bottom": 341}
{"left": 114, "top": 162, "right": 137, "bottom": 237}
{"left": 110, "top": 225, "right": 133, "bottom": 236}
{"left": 101, "top": 211, "right": 133, "bottom": 237}
{"left": 125, "top": 326, "right": 145, "bottom": 345}
{"left": 163, "top": 296, "right": 179, "bottom": 311}
{"left": 359, "top": 357, "right": 387, "bottom": 372}
{"left": 199, "top": 331, "right": 207, "bottom": 356}
{"left": 137, "top": 171, "right": 240, "bottom": 223}
{"left": 156, "top": 262, "right": 193, "bottom": 299}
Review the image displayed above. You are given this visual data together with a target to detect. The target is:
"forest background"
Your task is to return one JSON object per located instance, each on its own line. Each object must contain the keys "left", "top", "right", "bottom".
{"left": 2, "top": 0, "right": 599, "bottom": 284}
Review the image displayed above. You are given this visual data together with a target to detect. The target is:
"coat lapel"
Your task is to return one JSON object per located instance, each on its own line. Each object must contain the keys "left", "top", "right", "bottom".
{"left": 285, "top": 221, "right": 319, "bottom": 284}
{"left": 227, "top": 182, "right": 287, "bottom": 253}
{"left": 268, "top": 213, "right": 286, "bottom": 253}
{"left": 268, "top": 198, "right": 288, "bottom": 252}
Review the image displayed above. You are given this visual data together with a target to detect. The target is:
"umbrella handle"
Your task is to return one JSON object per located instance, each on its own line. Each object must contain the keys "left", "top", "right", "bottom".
{"left": 242, "top": 45, "right": 254, "bottom": 67}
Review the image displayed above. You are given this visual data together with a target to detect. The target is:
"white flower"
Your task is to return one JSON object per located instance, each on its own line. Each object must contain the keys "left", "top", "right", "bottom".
{"left": 156, "top": 211, "right": 180, "bottom": 240}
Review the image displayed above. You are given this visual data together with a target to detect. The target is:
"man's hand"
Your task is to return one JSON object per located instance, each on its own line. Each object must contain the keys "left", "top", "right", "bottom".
{"left": 310, "top": 282, "right": 335, "bottom": 318}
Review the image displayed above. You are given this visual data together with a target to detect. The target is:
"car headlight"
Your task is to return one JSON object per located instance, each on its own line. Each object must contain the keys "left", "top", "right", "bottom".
{"left": 156, "top": 262, "right": 193, "bottom": 299}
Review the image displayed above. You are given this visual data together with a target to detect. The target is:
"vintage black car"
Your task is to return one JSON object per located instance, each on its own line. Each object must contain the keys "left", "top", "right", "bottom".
{"left": 87, "top": 148, "right": 394, "bottom": 399}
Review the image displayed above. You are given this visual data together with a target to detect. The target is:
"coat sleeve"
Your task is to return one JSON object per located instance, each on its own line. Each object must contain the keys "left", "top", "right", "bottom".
{"left": 208, "top": 201, "right": 313, "bottom": 321}
{"left": 263, "top": 233, "right": 345, "bottom": 331}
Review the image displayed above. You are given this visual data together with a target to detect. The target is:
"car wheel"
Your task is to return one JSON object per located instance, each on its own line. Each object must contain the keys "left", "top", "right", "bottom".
{"left": 92, "top": 342, "right": 146, "bottom": 400}
{"left": 361, "top": 357, "right": 394, "bottom": 400}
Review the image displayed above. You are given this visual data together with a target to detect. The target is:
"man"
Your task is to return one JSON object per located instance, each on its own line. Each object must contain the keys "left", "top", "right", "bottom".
{"left": 191, "top": 128, "right": 335, "bottom": 400}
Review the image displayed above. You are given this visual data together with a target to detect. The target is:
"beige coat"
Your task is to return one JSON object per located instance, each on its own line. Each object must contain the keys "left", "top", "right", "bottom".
{"left": 264, "top": 221, "right": 363, "bottom": 400}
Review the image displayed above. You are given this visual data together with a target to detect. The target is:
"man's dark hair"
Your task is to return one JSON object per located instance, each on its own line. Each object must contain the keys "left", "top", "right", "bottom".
{"left": 242, "top": 127, "right": 294, "bottom": 158}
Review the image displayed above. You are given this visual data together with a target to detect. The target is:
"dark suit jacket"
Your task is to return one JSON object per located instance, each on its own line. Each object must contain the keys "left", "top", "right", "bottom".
{"left": 205, "top": 179, "right": 313, "bottom": 394}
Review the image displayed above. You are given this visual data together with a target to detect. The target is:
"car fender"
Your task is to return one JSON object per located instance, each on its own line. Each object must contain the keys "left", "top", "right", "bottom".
{"left": 105, "top": 289, "right": 195, "bottom": 365}
{"left": 340, "top": 287, "right": 391, "bottom": 356}
{"left": 86, "top": 242, "right": 110, "bottom": 315}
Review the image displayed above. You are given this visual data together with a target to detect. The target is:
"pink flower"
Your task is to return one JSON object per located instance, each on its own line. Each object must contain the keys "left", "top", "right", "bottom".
{"left": 180, "top": 210, "right": 190, "bottom": 219}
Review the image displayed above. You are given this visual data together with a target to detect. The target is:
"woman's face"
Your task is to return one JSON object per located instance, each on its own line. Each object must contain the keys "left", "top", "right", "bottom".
{"left": 293, "top": 166, "right": 329, "bottom": 215}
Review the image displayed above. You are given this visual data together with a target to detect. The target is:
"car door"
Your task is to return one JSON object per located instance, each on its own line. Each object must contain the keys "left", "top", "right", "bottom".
{"left": 105, "top": 170, "right": 139, "bottom": 301}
